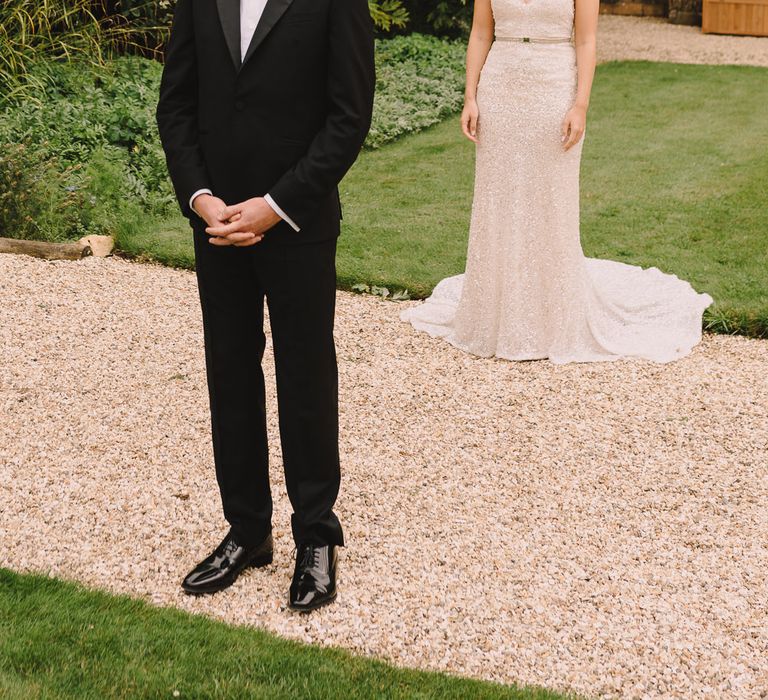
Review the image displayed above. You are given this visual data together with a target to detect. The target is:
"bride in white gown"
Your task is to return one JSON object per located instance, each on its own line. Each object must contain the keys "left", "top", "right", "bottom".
{"left": 401, "top": 0, "right": 712, "bottom": 364}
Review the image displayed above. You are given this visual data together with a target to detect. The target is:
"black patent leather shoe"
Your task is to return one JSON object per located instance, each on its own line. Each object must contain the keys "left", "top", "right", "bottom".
{"left": 288, "top": 544, "right": 338, "bottom": 611}
{"left": 181, "top": 531, "right": 273, "bottom": 595}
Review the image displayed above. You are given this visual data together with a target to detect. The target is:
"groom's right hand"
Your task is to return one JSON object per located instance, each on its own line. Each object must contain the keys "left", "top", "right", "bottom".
{"left": 193, "top": 194, "right": 262, "bottom": 246}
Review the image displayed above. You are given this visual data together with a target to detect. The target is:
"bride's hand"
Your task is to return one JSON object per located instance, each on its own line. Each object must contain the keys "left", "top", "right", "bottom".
{"left": 561, "top": 105, "right": 587, "bottom": 151}
{"left": 461, "top": 100, "right": 480, "bottom": 143}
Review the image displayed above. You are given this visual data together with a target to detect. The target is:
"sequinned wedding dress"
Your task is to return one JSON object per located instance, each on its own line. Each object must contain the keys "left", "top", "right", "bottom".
{"left": 401, "top": 0, "right": 712, "bottom": 364}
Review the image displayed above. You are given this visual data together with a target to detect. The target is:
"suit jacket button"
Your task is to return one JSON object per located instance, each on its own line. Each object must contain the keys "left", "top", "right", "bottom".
{"left": 234, "top": 100, "right": 245, "bottom": 111}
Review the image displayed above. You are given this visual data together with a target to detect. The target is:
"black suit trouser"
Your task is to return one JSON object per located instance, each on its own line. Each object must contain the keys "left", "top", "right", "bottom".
{"left": 193, "top": 227, "right": 343, "bottom": 548}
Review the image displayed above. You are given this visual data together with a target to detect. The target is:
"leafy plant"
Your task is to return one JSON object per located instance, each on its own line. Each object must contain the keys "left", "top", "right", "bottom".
{"left": 0, "top": 0, "right": 141, "bottom": 102}
{"left": 399, "top": 0, "right": 472, "bottom": 36}
{"left": 0, "top": 34, "right": 465, "bottom": 242}
{"left": 369, "top": 0, "right": 410, "bottom": 30}
{"left": 427, "top": 0, "right": 472, "bottom": 34}
{"left": 351, "top": 283, "right": 411, "bottom": 300}
{"left": 0, "top": 56, "right": 173, "bottom": 240}
{"left": 0, "top": 144, "right": 88, "bottom": 242}
{"left": 111, "top": 0, "right": 174, "bottom": 56}
{"left": 369, "top": 35, "right": 466, "bottom": 148}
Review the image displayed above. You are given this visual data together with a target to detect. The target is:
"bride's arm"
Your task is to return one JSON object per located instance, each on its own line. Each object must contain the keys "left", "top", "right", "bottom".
{"left": 461, "top": 0, "right": 494, "bottom": 143}
{"left": 562, "top": 0, "right": 600, "bottom": 151}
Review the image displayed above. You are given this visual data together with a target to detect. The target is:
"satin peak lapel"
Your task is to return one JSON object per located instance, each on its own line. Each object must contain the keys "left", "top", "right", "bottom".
{"left": 242, "top": 0, "right": 294, "bottom": 67}
{"left": 216, "top": 0, "right": 241, "bottom": 70}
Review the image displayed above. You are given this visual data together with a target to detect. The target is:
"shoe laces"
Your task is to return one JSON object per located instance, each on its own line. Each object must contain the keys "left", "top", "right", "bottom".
{"left": 298, "top": 544, "right": 320, "bottom": 571}
{"left": 218, "top": 536, "right": 240, "bottom": 559}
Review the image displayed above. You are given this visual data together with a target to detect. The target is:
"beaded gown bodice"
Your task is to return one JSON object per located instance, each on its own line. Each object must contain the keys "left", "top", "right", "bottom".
{"left": 492, "top": 0, "right": 574, "bottom": 39}
{"left": 401, "top": 0, "right": 711, "bottom": 364}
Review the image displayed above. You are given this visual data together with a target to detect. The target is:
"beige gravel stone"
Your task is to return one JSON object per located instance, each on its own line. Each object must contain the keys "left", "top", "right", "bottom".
{"left": 1, "top": 254, "right": 767, "bottom": 700}
{"left": 598, "top": 16, "right": 768, "bottom": 66}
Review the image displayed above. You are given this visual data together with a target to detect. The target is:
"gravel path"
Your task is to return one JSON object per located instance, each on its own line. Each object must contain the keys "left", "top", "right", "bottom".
{"left": 598, "top": 16, "right": 768, "bottom": 66}
{"left": 1, "top": 254, "right": 767, "bottom": 699}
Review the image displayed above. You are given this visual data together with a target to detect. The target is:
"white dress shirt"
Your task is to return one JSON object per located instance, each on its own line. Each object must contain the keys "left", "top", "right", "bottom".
{"left": 190, "top": 0, "right": 300, "bottom": 231}
{"left": 240, "top": 0, "right": 268, "bottom": 62}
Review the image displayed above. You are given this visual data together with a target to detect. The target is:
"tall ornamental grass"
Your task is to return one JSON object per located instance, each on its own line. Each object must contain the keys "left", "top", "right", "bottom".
{"left": 0, "top": 0, "right": 409, "bottom": 103}
{"left": 0, "top": 1, "right": 128, "bottom": 101}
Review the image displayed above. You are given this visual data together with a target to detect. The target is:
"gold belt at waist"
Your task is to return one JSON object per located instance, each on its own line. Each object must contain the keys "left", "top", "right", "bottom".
{"left": 495, "top": 36, "right": 573, "bottom": 44}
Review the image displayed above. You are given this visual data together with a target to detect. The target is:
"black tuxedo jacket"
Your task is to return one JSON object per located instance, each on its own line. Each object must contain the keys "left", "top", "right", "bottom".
{"left": 156, "top": 0, "right": 376, "bottom": 245}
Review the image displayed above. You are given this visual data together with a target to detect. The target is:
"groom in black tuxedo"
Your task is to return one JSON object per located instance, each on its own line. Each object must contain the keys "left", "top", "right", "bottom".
{"left": 156, "top": 0, "right": 375, "bottom": 610}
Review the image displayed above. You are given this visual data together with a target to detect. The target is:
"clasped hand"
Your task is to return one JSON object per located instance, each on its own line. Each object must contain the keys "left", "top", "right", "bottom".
{"left": 196, "top": 195, "right": 281, "bottom": 247}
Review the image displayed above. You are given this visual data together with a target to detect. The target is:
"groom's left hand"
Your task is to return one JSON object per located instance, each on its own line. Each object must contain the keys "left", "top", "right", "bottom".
{"left": 206, "top": 197, "right": 282, "bottom": 247}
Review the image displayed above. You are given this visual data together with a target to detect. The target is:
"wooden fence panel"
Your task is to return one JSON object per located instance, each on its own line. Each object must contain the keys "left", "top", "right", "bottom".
{"left": 703, "top": 0, "right": 768, "bottom": 35}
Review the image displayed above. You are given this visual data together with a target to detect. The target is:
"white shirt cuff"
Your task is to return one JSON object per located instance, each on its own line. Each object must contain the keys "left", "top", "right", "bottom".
{"left": 189, "top": 189, "right": 213, "bottom": 217}
{"left": 264, "top": 194, "right": 300, "bottom": 232}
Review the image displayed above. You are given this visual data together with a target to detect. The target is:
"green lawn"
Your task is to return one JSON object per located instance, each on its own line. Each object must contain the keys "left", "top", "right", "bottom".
{"left": 118, "top": 61, "right": 768, "bottom": 338}
{"left": 0, "top": 569, "right": 568, "bottom": 700}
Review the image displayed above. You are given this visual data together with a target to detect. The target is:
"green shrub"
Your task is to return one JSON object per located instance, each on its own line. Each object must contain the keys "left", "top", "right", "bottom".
{"left": 0, "top": 56, "right": 174, "bottom": 211}
{"left": 369, "top": 35, "right": 465, "bottom": 147}
{"left": 399, "top": 0, "right": 472, "bottom": 37}
{"left": 0, "top": 141, "right": 153, "bottom": 242}
{"left": 0, "top": 144, "right": 89, "bottom": 242}
{"left": 0, "top": 34, "right": 466, "bottom": 241}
